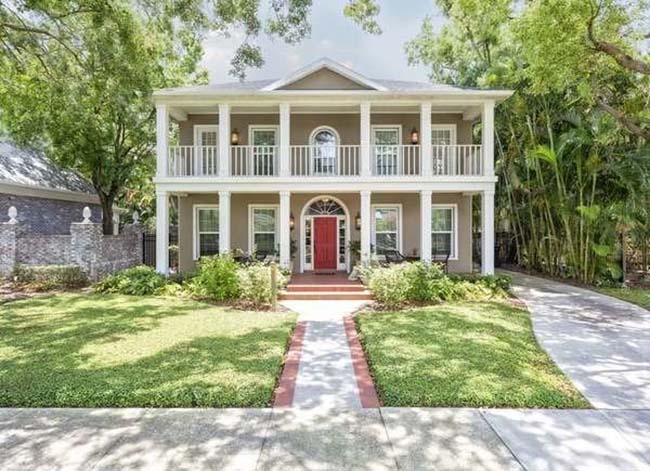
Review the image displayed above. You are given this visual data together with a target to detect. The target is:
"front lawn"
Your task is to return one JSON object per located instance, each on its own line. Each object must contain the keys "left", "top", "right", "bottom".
{"left": 597, "top": 287, "right": 650, "bottom": 310}
{"left": 0, "top": 294, "right": 296, "bottom": 407}
{"left": 356, "top": 301, "right": 589, "bottom": 408}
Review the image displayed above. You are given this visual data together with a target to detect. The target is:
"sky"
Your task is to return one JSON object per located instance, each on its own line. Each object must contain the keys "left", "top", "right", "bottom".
{"left": 200, "top": 0, "right": 445, "bottom": 85}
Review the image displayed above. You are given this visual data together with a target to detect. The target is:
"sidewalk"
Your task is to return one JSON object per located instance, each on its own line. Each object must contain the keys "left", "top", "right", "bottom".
{"left": 1, "top": 407, "right": 649, "bottom": 470}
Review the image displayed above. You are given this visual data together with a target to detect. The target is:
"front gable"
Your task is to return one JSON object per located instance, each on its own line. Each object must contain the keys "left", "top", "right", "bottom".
{"left": 262, "top": 58, "right": 387, "bottom": 92}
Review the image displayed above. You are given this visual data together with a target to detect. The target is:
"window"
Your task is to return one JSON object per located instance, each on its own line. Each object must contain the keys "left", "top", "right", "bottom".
{"left": 194, "top": 205, "right": 219, "bottom": 259}
{"left": 372, "top": 126, "right": 401, "bottom": 175}
{"left": 372, "top": 205, "right": 401, "bottom": 255}
{"left": 249, "top": 205, "right": 278, "bottom": 254}
{"left": 249, "top": 126, "right": 278, "bottom": 176}
{"left": 431, "top": 205, "right": 457, "bottom": 259}
{"left": 310, "top": 126, "right": 339, "bottom": 175}
{"left": 194, "top": 125, "right": 219, "bottom": 175}
{"left": 431, "top": 125, "right": 457, "bottom": 175}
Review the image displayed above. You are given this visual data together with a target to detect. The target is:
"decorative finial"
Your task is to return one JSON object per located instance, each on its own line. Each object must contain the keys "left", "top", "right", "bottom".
{"left": 132, "top": 211, "right": 139, "bottom": 224}
{"left": 82, "top": 206, "right": 92, "bottom": 223}
{"left": 7, "top": 206, "right": 17, "bottom": 224}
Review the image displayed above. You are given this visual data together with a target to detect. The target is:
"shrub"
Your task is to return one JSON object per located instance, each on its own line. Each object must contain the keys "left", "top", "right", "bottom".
{"left": 362, "top": 263, "right": 511, "bottom": 308}
{"left": 94, "top": 265, "right": 167, "bottom": 295}
{"left": 12, "top": 264, "right": 88, "bottom": 291}
{"left": 187, "top": 255, "right": 240, "bottom": 301}
{"left": 238, "top": 262, "right": 287, "bottom": 308}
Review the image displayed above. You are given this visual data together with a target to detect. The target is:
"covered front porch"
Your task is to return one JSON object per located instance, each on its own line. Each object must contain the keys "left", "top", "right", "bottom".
{"left": 155, "top": 189, "right": 495, "bottom": 275}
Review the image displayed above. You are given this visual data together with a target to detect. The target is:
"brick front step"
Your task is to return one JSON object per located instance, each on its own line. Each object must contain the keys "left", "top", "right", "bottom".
{"left": 278, "top": 290, "right": 373, "bottom": 301}
{"left": 286, "top": 284, "right": 365, "bottom": 292}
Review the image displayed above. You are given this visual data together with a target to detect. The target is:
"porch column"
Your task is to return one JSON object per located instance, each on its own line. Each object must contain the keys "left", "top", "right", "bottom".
{"left": 156, "top": 104, "right": 169, "bottom": 177}
{"left": 420, "top": 190, "right": 432, "bottom": 263}
{"left": 360, "top": 190, "right": 372, "bottom": 264}
{"left": 279, "top": 191, "right": 291, "bottom": 268}
{"left": 279, "top": 103, "right": 291, "bottom": 177}
{"left": 420, "top": 102, "right": 432, "bottom": 176}
{"left": 360, "top": 102, "right": 371, "bottom": 177}
{"left": 481, "top": 100, "right": 495, "bottom": 176}
{"left": 219, "top": 191, "right": 231, "bottom": 254}
{"left": 155, "top": 190, "right": 169, "bottom": 274}
{"left": 218, "top": 104, "right": 230, "bottom": 177}
{"left": 481, "top": 189, "right": 495, "bottom": 275}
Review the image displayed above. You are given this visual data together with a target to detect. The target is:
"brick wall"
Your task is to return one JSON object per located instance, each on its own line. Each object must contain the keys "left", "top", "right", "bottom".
{"left": 0, "top": 206, "right": 143, "bottom": 281}
{"left": 0, "top": 194, "right": 102, "bottom": 234}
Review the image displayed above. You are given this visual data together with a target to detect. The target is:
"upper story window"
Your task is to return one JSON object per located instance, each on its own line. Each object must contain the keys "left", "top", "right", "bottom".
{"left": 431, "top": 125, "right": 457, "bottom": 175}
{"left": 372, "top": 125, "right": 401, "bottom": 176}
{"left": 249, "top": 126, "right": 278, "bottom": 176}
{"left": 310, "top": 126, "right": 339, "bottom": 175}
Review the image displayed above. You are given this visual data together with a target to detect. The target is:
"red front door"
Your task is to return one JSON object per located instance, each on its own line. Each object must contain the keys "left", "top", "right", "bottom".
{"left": 313, "top": 217, "right": 338, "bottom": 271}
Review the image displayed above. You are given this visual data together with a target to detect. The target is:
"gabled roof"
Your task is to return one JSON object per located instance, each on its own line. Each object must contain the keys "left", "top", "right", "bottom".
{"left": 261, "top": 58, "right": 388, "bottom": 91}
{"left": 0, "top": 138, "right": 95, "bottom": 195}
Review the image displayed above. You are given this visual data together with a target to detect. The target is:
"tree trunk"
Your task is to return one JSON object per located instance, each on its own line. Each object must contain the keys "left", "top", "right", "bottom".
{"left": 98, "top": 192, "right": 115, "bottom": 235}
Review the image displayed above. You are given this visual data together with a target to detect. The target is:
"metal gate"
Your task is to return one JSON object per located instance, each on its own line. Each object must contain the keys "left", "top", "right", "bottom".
{"left": 142, "top": 231, "right": 178, "bottom": 268}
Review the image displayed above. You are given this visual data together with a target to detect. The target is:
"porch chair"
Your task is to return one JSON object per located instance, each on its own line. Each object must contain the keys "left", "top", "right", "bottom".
{"left": 433, "top": 250, "right": 452, "bottom": 274}
{"left": 384, "top": 249, "right": 408, "bottom": 265}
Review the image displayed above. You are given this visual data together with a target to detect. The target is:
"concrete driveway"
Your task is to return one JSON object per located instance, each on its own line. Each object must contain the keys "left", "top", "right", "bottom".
{"left": 506, "top": 270, "right": 650, "bottom": 409}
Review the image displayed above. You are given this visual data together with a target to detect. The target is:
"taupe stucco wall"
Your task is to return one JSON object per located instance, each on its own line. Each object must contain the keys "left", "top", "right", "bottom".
{"left": 177, "top": 191, "right": 472, "bottom": 273}
{"left": 178, "top": 113, "right": 473, "bottom": 146}
{"left": 281, "top": 69, "right": 372, "bottom": 90}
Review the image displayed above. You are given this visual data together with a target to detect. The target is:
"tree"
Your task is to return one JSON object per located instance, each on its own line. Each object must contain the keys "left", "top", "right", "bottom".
{"left": 0, "top": 0, "right": 386, "bottom": 233}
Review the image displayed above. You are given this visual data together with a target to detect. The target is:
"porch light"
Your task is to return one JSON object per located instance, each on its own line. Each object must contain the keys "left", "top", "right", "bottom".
{"left": 230, "top": 128, "right": 240, "bottom": 145}
{"left": 410, "top": 127, "right": 419, "bottom": 145}
{"left": 355, "top": 212, "right": 361, "bottom": 230}
{"left": 289, "top": 213, "right": 295, "bottom": 230}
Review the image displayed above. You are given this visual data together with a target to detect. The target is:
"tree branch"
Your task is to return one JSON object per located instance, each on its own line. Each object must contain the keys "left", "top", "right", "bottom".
{"left": 596, "top": 97, "right": 650, "bottom": 140}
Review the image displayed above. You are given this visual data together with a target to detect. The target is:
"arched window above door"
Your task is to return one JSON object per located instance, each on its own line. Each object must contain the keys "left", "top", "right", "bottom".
{"left": 306, "top": 198, "right": 345, "bottom": 216}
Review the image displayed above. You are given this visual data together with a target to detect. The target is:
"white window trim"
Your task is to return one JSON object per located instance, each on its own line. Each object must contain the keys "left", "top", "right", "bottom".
{"left": 431, "top": 124, "right": 457, "bottom": 145}
{"left": 248, "top": 125, "right": 279, "bottom": 146}
{"left": 370, "top": 125, "right": 403, "bottom": 145}
{"left": 371, "top": 204, "right": 403, "bottom": 255}
{"left": 309, "top": 125, "right": 341, "bottom": 145}
{"left": 431, "top": 203, "right": 458, "bottom": 261}
{"left": 193, "top": 204, "right": 219, "bottom": 260}
{"left": 193, "top": 125, "right": 219, "bottom": 146}
{"left": 248, "top": 204, "right": 280, "bottom": 254}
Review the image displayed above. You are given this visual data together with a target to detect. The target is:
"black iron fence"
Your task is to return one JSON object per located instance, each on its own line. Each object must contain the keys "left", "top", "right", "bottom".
{"left": 142, "top": 230, "right": 178, "bottom": 269}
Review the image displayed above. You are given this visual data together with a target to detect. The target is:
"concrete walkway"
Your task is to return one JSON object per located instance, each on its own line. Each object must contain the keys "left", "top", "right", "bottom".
{"left": 278, "top": 300, "right": 368, "bottom": 409}
{"left": 506, "top": 270, "right": 650, "bottom": 409}
{"left": 2, "top": 407, "right": 650, "bottom": 470}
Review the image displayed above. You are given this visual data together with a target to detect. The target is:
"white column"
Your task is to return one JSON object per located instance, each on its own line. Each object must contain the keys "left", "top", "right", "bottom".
{"left": 481, "top": 189, "right": 495, "bottom": 275}
{"left": 219, "top": 191, "right": 231, "bottom": 254}
{"left": 279, "top": 103, "right": 291, "bottom": 177}
{"left": 155, "top": 190, "right": 169, "bottom": 274}
{"left": 481, "top": 100, "right": 495, "bottom": 176}
{"left": 360, "top": 190, "right": 372, "bottom": 264}
{"left": 156, "top": 104, "right": 169, "bottom": 177}
{"left": 420, "top": 190, "right": 432, "bottom": 263}
{"left": 279, "top": 191, "right": 291, "bottom": 268}
{"left": 360, "top": 102, "right": 371, "bottom": 177}
{"left": 420, "top": 102, "right": 432, "bottom": 177}
{"left": 218, "top": 104, "right": 230, "bottom": 177}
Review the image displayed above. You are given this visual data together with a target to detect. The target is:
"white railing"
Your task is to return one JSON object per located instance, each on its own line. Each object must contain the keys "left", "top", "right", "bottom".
{"left": 291, "top": 145, "right": 360, "bottom": 176}
{"left": 371, "top": 145, "right": 421, "bottom": 176}
{"left": 231, "top": 146, "right": 278, "bottom": 177}
{"left": 168, "top": 146, "right": 218, "bottom": 177}
{"left": 432, "top": 145, "right": 483, "bottom": 176}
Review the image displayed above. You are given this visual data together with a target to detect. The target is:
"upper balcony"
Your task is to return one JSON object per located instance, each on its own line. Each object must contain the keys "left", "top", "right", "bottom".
{"left": 167, "top": 143, "right": 483, "bottom": 178}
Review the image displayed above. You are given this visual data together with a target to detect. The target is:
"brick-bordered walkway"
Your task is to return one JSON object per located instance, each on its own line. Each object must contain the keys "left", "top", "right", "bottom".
{"left": 275, "top": 300, "right": 376, "bottom": 409}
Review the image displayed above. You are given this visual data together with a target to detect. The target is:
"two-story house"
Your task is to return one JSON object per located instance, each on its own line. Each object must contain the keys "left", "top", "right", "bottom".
{"left": 152, "top": 58, "right": 512, "bottom": 276}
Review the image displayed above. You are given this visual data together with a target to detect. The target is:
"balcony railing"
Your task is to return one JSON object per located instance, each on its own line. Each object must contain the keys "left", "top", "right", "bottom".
{"left": 168, "top": 145, "right": 218, "bottom": 177}
{"left": 165, "top": 144, "right": 484, "bottom": 178}
{"left": 371, "top": 145, "right": 421, "bottom": 176}
{"left": 231, "top": 145, "right": 278, "bottom": 177}
{"left": 432, "top": 145, "right": 483, "bottom": 176}
{"left": 291, "top": 145, "right": 360, "bottom": 176}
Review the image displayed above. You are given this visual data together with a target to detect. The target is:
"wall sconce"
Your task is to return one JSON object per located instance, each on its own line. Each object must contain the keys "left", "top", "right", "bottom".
{"left": 289, "top": 213, "right": 295, "bottom": 230}
{"left": 410, "top": 127, "right": 419, "bottom": 145}
{"left": 230, "top": 128, "right": 240, "bottom": 145}
{"left": 355, "top": 212, "right": 361, "bottom": 230}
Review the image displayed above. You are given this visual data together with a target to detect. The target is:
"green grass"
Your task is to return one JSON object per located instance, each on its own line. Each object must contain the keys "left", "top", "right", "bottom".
{"left": 0, "top": 293, "right": 296, "bottom": 407}
{"left": 598, "top": 287, "right": 650, "bottom": 310}
{"left": 356, "top": 301, "right": 589, "bottom": 408}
